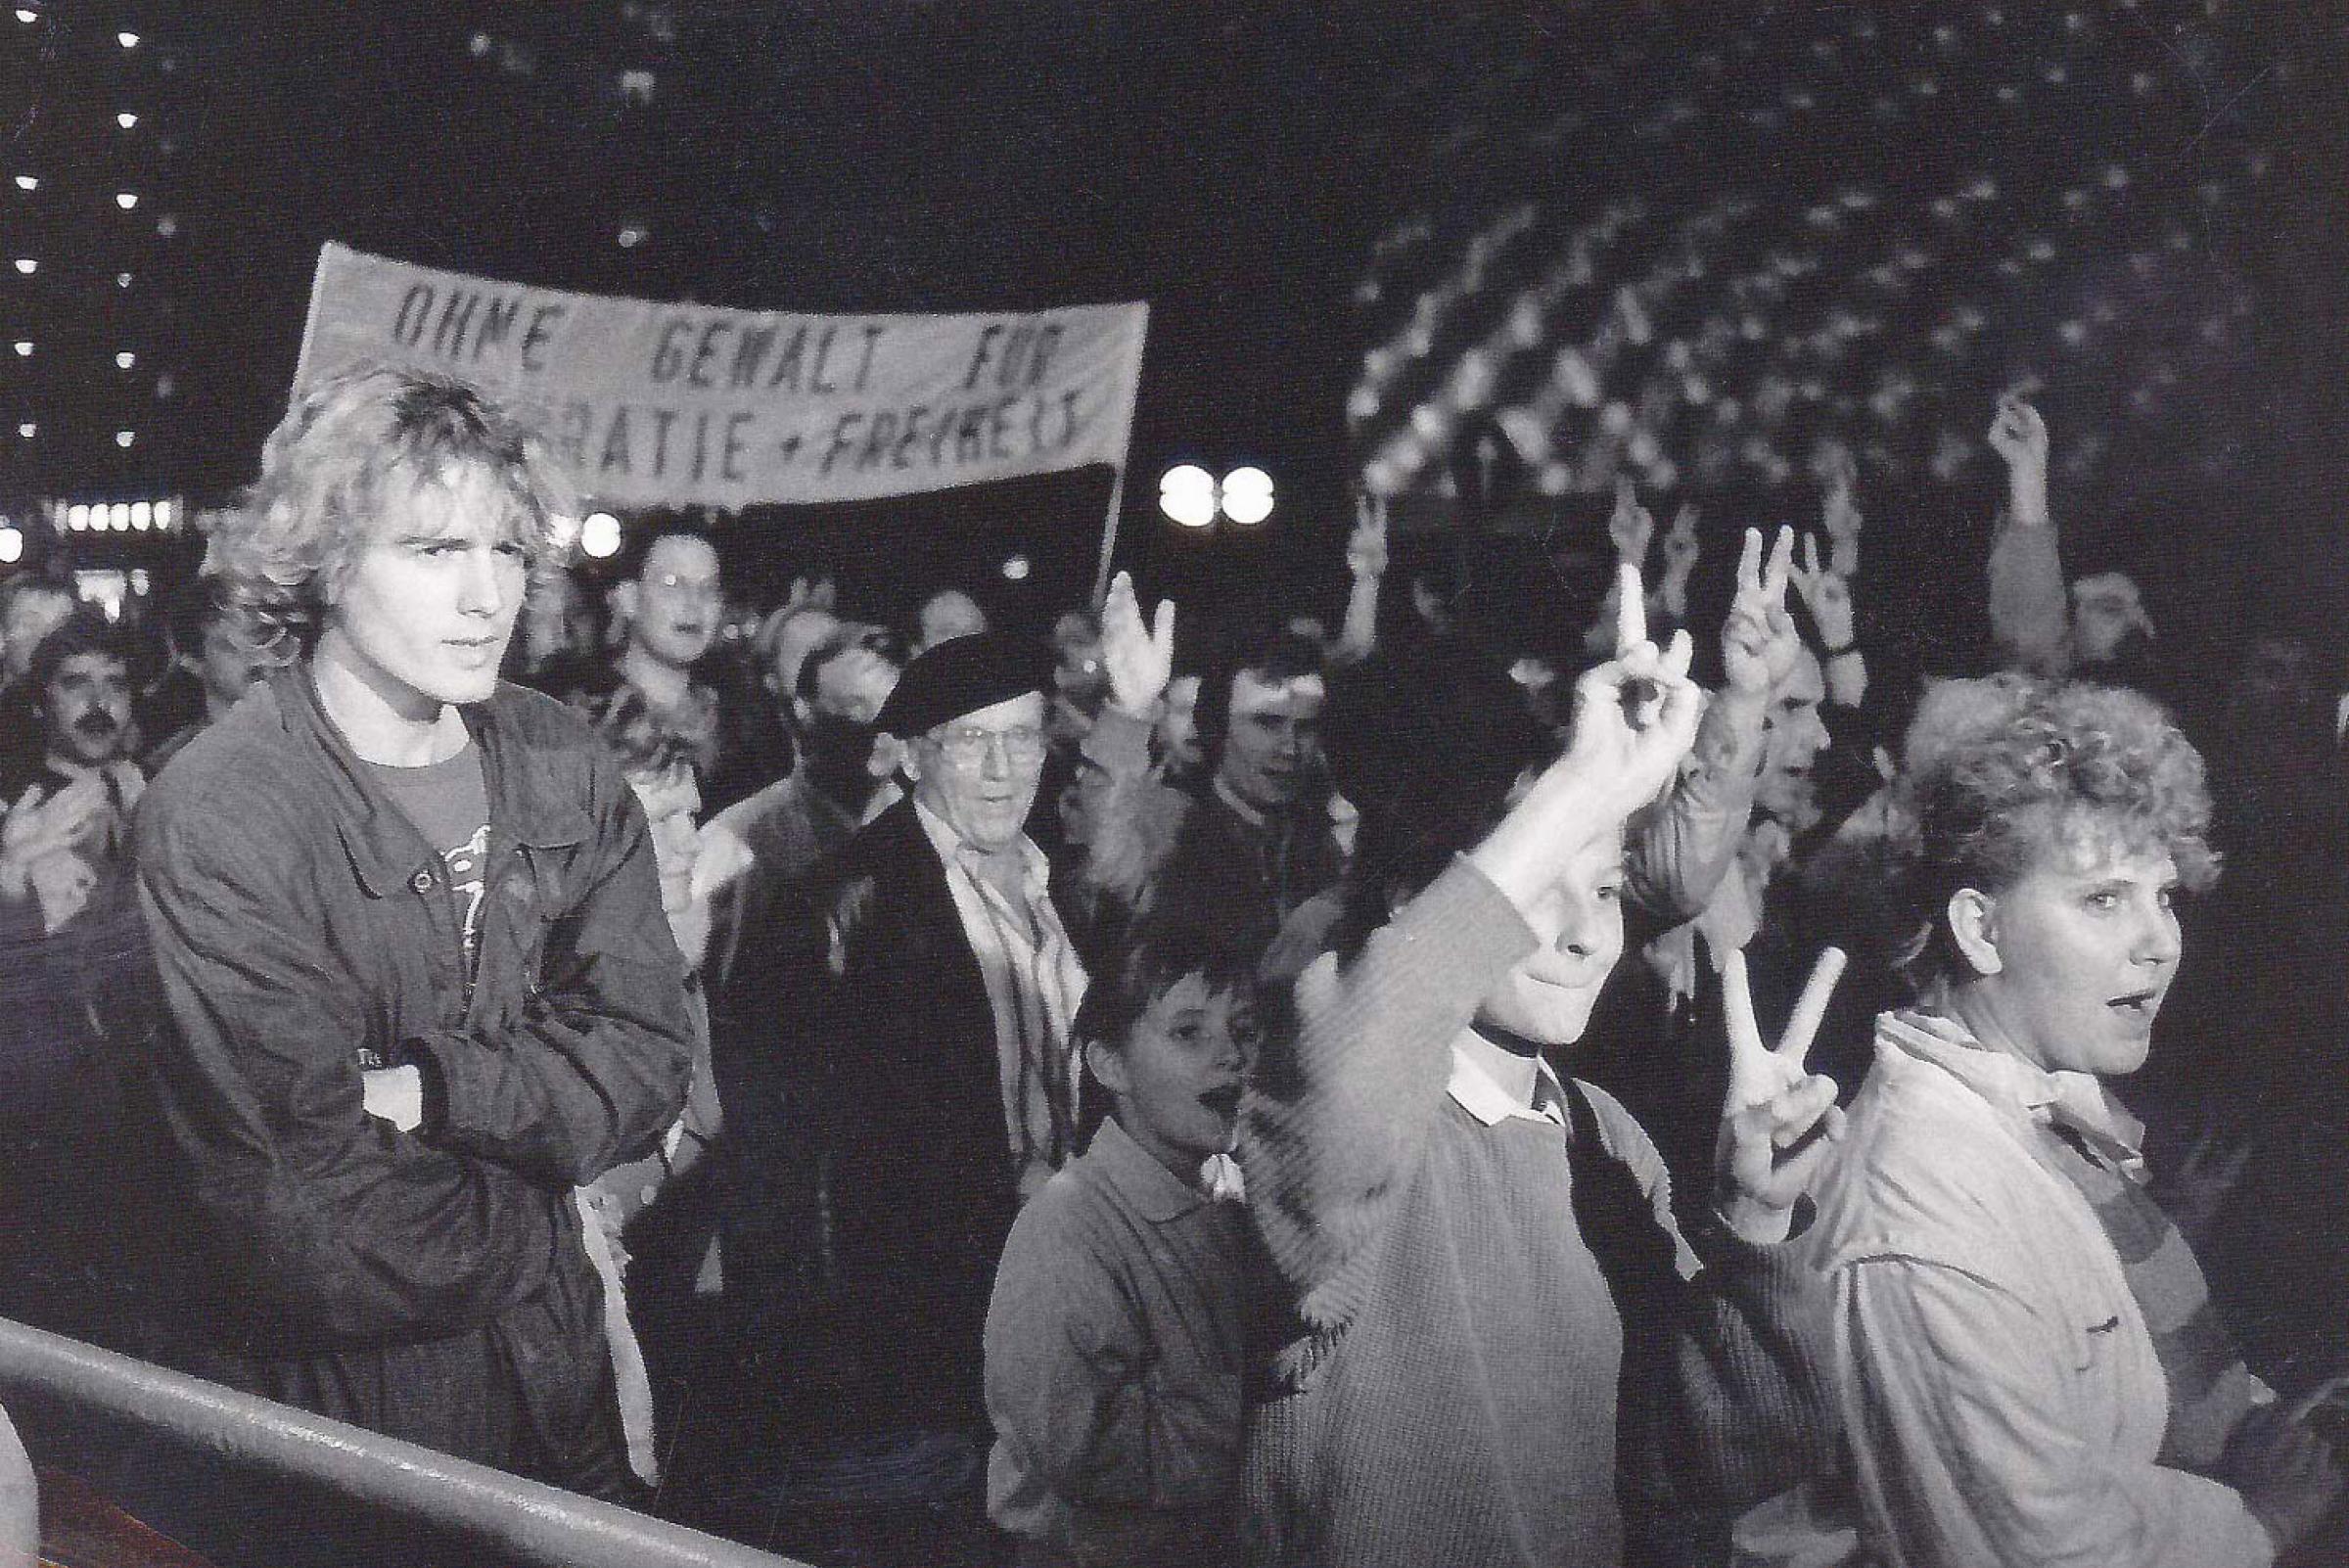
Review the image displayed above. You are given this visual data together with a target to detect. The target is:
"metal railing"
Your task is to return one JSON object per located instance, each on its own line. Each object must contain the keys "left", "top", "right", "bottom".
{"left": 0, "top": 1315, "right": 808, "bottom": 1568}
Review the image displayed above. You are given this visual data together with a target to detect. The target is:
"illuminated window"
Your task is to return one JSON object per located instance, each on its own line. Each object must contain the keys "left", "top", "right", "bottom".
{"left": 115, "top": 430, "right": 135, "bottom": 447}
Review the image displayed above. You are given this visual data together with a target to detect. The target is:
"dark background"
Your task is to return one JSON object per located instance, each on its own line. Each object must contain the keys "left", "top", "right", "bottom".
{"left": 6, "top": 1, "right": 2347, "bottom": 666}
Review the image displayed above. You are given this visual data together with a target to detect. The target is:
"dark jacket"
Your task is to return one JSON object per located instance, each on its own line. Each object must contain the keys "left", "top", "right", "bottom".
{"left": 134, "top": 669, "right": 693, "bottom": 1466}
{"left": 713, "top": 796, "right": 1017, "bottom": 1433}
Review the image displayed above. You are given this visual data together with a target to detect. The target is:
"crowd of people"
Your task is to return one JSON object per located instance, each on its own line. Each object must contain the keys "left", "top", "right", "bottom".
{"left": 2, "top": 357, "right": 2347, "bottom": 1568}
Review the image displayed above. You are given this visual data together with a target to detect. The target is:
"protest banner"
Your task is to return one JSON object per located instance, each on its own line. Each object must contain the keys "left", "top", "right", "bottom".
{"left": 295, "top": 243, "right": 1150, "bottom": 519}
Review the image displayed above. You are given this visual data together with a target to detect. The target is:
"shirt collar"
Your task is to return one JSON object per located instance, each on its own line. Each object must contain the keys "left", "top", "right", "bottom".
{"left": 1088, "top": 1113, "right": 1214, "bottom": 1223}
{"left": 911, "top": 796, "right": 1047, "bottom": 896}
{"left": 1446, "top": 1027, "right": 1571, "bottom": 1130}
{"left": 1878, "top": 1008, "right": 2145, "bottom": 1163}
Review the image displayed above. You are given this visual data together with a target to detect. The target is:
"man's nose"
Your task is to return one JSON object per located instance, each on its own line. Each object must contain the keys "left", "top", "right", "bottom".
{"left": 456, "top": 549, "right": 503, "bottom": 615}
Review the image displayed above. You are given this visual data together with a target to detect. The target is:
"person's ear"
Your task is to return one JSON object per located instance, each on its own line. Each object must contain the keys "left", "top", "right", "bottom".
{"left": 1948, "top": 886, "right": 2004, "bottom": 978}
{"left": 897, "top": 740, "right": 924, "bottom": 786}
{"left": 867, "top": 734, "right": 902, "bottom": 781}
{"left": 611, "top": 580, "right": 640, "bottom": 622}
{"left": 1083, "top": 1038, "right": 1128, "bottom": 1098}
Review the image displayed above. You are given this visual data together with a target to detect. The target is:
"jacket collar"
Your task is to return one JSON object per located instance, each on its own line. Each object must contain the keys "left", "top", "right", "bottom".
{"left": 1088, "top": 1112, "right": 1213, "bottom": 1223}
{"left": 1877, "top": 1008, "right": 2145, "bottom": 1167}
{"left": 269, "top": 667, "right": 586, "bottom": 899}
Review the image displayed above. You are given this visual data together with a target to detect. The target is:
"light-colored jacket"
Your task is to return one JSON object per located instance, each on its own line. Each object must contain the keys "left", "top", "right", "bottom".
{"left": 1752, "top": 1012, "right": 2271, "bottom": 1568}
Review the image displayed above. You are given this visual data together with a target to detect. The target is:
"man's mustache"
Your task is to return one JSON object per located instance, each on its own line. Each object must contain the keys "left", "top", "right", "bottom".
{"left": 71, "top": 711, "right": 121, "bottom": 737}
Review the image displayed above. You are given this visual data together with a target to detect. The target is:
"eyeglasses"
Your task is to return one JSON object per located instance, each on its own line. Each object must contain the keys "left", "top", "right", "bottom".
{"left": 931, "top": 723, "right": 1047, "bottom": 768}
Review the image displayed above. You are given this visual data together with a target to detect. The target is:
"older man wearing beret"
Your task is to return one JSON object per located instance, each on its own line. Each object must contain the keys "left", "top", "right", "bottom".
{"left": 714, "top": 629, "right": 1086, "bottom": 1449}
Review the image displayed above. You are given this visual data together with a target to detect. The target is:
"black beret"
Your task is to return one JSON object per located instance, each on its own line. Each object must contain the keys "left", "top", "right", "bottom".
{"left": 876, "top": 630, "right": 1052, "bottom": 739}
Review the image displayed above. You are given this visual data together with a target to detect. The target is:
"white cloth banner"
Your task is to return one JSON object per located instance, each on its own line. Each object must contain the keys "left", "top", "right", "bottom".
{"left": 295, "top": 242, "right": 1149, "bottom": 509}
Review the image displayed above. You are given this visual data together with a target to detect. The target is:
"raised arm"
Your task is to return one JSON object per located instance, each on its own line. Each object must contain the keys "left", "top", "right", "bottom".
{"left": 1985, "top": 395, "right": 2070, "bottom": 674}
{"left": 1066, "top": 573, "right": 1186, "bottom": 919}
{"left": 1245, "top": 608, "right": 1705, "bottom": 1324}
{"left": 1792, "top": 530, "right": 1866, "bottom": 710}
{"left": 1625, "top": 528, "right": 1790, "bottom": 922}
{"left": 1332, "top": 492, "right": 1387, "bottom": 668}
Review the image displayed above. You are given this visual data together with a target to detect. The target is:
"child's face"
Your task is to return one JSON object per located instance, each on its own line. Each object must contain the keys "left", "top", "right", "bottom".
{"left": 1476, "top": 829, "right": 1625, "bottom": 1047}
{"left": 1099, "top": 973, "right": 1259, "bottom": 1177}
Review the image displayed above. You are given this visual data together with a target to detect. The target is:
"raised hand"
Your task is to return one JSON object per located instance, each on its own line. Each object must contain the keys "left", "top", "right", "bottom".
{"left": 1986, "top": 395, "right": 2047, "bottom": 472}
{"left": 1988, "top": 394, "right": 2050, "bottom": 525}
{"left": 1789, "top": 530, "right": 1856, "bottom": 653}
{"left": 1716, "top": 945, "right": 1848, "bottom": 1242}
{"left": 1821, "top": 475, "right": 1863, "bottom": 578}
{"left": 1721, "top": 526, "right": 1801, "bottom": 698}
{"left": 1098, "top": 570, "right": 1175, "bottom": 719}
{"left": 1471, "top": 570, "right": 1701, "bottom": 914}
{"left": 1573, "top": 584, "right": 1702, "bottom": 817}
{"left": 1348, "top": 492, "right": 1390, "bottom": 580}
{"left": 1656, "top": 504, "right": 1701, "bottom": 621}
{"left": 1609, "top": 476, "right": 1655, "bottom": 569}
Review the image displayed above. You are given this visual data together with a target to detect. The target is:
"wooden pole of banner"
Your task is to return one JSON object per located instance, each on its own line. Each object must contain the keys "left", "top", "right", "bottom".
{"left": 1091, "top": 304, "right": 1150, "bottom": 606}
{"left": 1091, "top": 463, "right": 1127, "bottom": 605}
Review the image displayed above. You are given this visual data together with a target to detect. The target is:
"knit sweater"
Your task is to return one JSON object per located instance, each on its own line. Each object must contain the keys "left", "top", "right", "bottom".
{"left": 1238, "top": 860, "right": 1835, "bottom": 1568}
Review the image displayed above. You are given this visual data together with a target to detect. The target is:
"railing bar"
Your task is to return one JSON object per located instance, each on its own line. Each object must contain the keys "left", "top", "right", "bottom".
{"left": 0, "top": 1317, "right": 809, "bottom": 1568}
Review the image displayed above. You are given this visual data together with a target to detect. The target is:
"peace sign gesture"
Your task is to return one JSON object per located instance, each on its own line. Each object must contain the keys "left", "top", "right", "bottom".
{"left": 1720, "top": 526, "right": 1800, "bottom": 698}
{"left": 1714, "top": 945, "right": 1848, "bottom": 1243}
{"left": 1099, "top": 570, "right": 1176, "bottom": 719}
{"left": 1788, "top": 530, "right": 1856, "bottom": 653}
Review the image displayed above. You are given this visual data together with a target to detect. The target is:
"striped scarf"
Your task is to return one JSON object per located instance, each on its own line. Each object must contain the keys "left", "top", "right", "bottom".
{"left": 2030, "top": 1110, "right": 2263, "bottom": 1469}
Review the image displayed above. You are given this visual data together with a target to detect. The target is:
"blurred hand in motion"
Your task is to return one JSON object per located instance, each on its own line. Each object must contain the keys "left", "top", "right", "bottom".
{"left": 1, "top": 778, "right": 110, "bottom": 933}
{"left": 1098, "top": 570, "right": 1175, "bottom": 720}
{"left": 688, "top": 820, "right": 756, "bottom": 904}
{"left": 2228, "top": 1401, "right": 2346, "bottom": 1555}
{"left": 1716, "top": 945, "right": 1848, "bottom": 1243}
{"left": 1721, "top": 526, "right": 1801, "bottom": 699}
{"left": 2153, "top": 1122, "right": 2253, "bottom": 1254}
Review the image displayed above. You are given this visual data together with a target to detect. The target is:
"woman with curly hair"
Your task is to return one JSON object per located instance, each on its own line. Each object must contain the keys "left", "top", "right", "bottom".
{"left": 1774, "top": 679, "right": 2345, "bottom": 1567}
